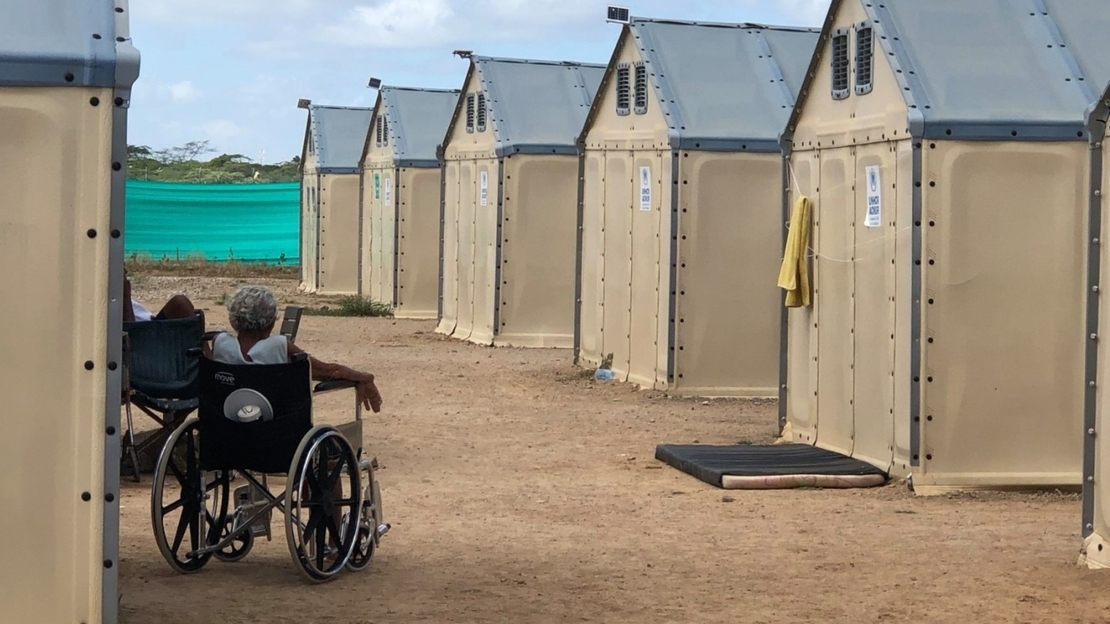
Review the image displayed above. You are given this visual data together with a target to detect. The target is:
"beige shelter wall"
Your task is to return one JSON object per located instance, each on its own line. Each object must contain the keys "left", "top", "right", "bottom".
{"left": 601, "top": 150, "right": 634, "bottom": 380}
{"left": 438, "top": 161, "right": 461, "bottom": 335}
{"left": 915, "top": 141, "right": 1086, "bottom": 490}
{"left": 369, "top": 167, "right": 397, "bottom": 303}
{"left": 0, "top": 87, "right": 114, "bottom": 622}
{"left": 395, "top": 168, "right": 443, "bottom": 319}
{"left": 1092, "top": 145, "right": 1110, "bottom": 564}
{"left": 497, "top": 155, "right": 578, "bottom": 348}
{"left": 785, "top": 152, "right": 819, "bottom": 444}
{"left": 317, "top": 173, "right": 361, "bottom": 295}
{"left": 579, "top": 151, "right": 606, "bottom": 367}
{"left": 673, "top": 151, "right": 781, "bottom": 397}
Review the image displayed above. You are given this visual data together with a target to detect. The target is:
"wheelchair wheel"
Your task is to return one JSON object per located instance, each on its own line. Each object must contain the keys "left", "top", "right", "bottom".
{"left": 151, "top": 418, "right": 229, "bottom": 574}
{"left": 214, "top": 517, "right": 254, "bottom": 563}
{"left": 346, "top": 457, "right": 382, "bottom": 571}
{"left": 285, "top": 426, "right": 361, "bottom": 582}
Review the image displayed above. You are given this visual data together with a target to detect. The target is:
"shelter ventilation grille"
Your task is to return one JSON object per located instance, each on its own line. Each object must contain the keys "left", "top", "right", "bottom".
{"left": 477, "top": 93, "right": 487, "bottom": 132}
{"left": 831, "top": 29, "right": 850, "bottom": 100}
{"left": 375, "top": 115, "right": 385, "bottom": 147}
{"left": 382, "top": 115, "right": 388, "bottom": 146}
{"left": 855, "top": 24, "right": 874, "bottom": 95}
{"left": 616, "top": 63, "right": 631, "bottom": 116}
{"left": 633, "top": 62, "right": 648, "bottom": 114}
{"left": 466, "top": 93, "right": 476, "bottom": 133}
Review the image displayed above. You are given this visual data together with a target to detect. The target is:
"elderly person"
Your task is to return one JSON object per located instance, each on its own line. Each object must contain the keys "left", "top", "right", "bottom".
{"left": 211, "top": 285, "right": 383, "bottom": 412}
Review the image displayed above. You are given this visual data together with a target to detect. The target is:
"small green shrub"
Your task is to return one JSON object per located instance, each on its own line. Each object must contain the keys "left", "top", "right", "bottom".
{"left": 303, "top": 296, "right": 393, "bottom": 318}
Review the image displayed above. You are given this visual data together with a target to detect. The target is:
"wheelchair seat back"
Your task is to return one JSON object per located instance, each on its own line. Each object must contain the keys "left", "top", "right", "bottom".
{"left": 123, "top": 314, "right": 204, "bottom": 400}
{"left": 198, "top": 357, "right": 313, "bottom": 473}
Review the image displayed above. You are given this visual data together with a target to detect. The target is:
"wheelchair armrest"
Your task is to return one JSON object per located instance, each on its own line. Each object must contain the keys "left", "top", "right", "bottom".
{"left": 314, "top": 380, "right": 358, "bottom": 394}
{"left": 202, "top": 330, "right": 221, "bottom": 341}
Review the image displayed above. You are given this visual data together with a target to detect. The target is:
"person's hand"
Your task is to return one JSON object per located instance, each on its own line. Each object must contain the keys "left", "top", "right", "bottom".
{"left": 356, "top": 373, "right": 383, "bottom": 413}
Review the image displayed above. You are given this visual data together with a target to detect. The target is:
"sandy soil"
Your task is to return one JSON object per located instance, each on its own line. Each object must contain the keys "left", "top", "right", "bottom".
{"left": 118, "top": 277, "right": 1110, "bottom": 623}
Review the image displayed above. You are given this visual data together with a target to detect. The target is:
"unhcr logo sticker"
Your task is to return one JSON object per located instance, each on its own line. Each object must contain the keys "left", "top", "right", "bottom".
{"left": 864, "top": 165, "right": 882, "bottom": 228}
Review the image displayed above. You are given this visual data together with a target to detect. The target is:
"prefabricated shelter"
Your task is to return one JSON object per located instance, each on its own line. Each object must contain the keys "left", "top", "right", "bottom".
{"left": 576, "top": 18, "right": 819, "bottom": 397}
{"left": 360, "top": 86, "right": 460, "bottom": 319}
{"left": 438, "top": 56, "right": 605, "bottom": 347}
{"left": 299, "top": 104, "right": 374, "bottom": 295}
{"left": 781, "top": 0, "right": 1110, "bottom": 493}
{"left": 0, "top": 1, "right": 139, "bottom": 621}
{"left": 1081, "top": 84, "right": 1110, "bottom": 566}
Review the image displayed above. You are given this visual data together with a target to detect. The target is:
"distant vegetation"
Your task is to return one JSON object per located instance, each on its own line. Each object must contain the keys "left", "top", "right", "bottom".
{"left": 128, "top": 140, "right": 300, "bottom": 184}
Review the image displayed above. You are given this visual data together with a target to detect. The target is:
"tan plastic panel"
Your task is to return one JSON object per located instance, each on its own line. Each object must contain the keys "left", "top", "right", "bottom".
{"left": 916, "top": 141, "right": 1086, "bottom": 489}
{"left": 469, "top": 160, "right": 498, "bottom": 345}
{"left": 317, "top": 173, "right": 361, "bottom": 295}
{"left": 360, "top": 163, "right": 389, "bottom": 302}
{"left": 395, "top": 168, "right": 443, "bottom": 319}
{"left": 0, "top": 87, "right": 113, "bottom": 623}
{"left": 602, "top": 152, "right": 634, "bottom": 380}
{"left": 578, "top": 152, "right": 606, "bottom": 366}
{"left": 1091, "top": 143, "right": 1110, "bottom": 564}
{"left": 673, "top": 151, "right": 781, "bottom": 397}
{"left": 437, "top": 162, "right": 461, "bottom": 335}
{"left": 786, "top": 152, "right": 819, "bottom": 444}
{"left": 813, "top": 148, "right": 856, "bottom": 458}
{"left": 654, "top": 155, "right": 675, "bottom": 389}
{"left": 380, "top": 168, "right": 397, "bottom": 305}
{"left": 849, "top": 143, "right": 898, "bottom": 472}
{"left": 497, "top": 155, "right": 577, "bottom": 348}
{"left": 300, "top": 166, "right": 319, "bottom": 293}
{"left": 628, "top": 152, "right": 665, "bottom": 388}
{"left": 581, "top": 32, "right": 670, "bottom": 151}
{"left": 788, "top": 0, "right": 911, "bottom": 151}
{"left": 453, "top": 160, "right": 477, "bottom": 341}
{"left": 891, "top": 140, "right": 914, "bottom": 476}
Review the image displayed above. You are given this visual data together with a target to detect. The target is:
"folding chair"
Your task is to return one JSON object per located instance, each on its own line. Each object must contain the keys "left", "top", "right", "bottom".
{"left": 121, "top": 313, "right": 205, "bottom": 481}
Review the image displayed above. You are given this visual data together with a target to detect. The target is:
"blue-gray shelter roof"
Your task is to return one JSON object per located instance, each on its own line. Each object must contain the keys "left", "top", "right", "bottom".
{"left": 371, "top": 86, "right": 460, "bottom": 168}
{"left": 583, "top": 18, "right": 819, "bottom": 152}
{"left": 305, "top": 105, "right": 374, "bottom": 174}
{"left": 444, "top": 56, "right": 606, "bottom": 157}
{"left": 0, "top": 0, "right": 139, "bottom": 88}
{"left": 786, "top": 0, "right": 1110, "bottom": 143}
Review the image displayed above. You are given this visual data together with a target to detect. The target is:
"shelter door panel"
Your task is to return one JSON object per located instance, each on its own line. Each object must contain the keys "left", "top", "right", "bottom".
{"left": 470, "top": 160, "right": 497, "bottom": 345}
{"left": 892, "top": 141, "right": 915, "bottom": 473}
{"left": 787, "top": 153, "right": 819, "bottom": 443}
{"left": 602, "top": 152, "right": 634, "bottom": 380}
{"left": 578, "top": 152, "right": 606, "bottom": 365}
{"left": 437, "top": 164, "right": 461, "bottom": 335}
{"left": 628, "top": 152, "right": 664, "bottom": 389}
{"left": 815, "top": 148, "right": 856, "bottom": 457}
{"left": 851, "top": 144, "right": 897, "bottom": 471}
{"left": 453, "top": 160, "right": 477, "bottom": 341}
{"left": 381, "top": 168, "right": 397, "bottom": 306}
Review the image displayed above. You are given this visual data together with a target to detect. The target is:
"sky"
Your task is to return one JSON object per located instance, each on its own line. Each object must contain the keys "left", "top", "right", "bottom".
{"left": 127, "top": 0, "right": 828, "bottom": 164}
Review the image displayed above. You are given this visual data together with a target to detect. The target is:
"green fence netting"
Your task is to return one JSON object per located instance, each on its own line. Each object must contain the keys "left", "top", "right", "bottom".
{"left": 125, "top": 180, "right": 300, "bottom": 264}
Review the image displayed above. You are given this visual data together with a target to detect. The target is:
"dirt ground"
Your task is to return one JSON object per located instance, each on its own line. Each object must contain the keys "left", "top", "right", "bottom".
{"left": 118, "top": 276, "right": 1110, "bottom": 623}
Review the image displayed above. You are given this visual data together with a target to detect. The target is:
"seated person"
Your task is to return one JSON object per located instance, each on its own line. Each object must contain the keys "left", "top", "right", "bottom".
{"left": 210, "top": 285, "right": 383, "bottom": 412}
{"left": 123, "top": 269, "right": 198, "bottom": 323}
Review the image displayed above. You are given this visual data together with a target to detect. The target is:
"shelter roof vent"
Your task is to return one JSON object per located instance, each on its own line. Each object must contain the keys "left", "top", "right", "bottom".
{"left": 633, "top": 62, "right": 648, "bottom": 115}
{"left": 477, "top": 93, "right": 487, "bottom": 132}
{"left": 855, "top": 23, "right": 874, "bottom": 96}
{"left": 466, "top": 92, "right": 476, "bottom": 133}
{"left": 831, "top": 27, "right": 850, "bottom": 100}
{"left": 616, "top": 63, "right": 631, "bottom": 116}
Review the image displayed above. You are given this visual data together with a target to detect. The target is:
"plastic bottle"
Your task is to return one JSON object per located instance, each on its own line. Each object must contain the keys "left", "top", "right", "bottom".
{"left": 595, "top": 368, "right": 616, "bottom": 381}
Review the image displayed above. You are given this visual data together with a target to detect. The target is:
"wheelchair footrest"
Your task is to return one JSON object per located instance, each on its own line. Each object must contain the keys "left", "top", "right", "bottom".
{"left": 376, "top": 524, "right": 391, "bottom": 539}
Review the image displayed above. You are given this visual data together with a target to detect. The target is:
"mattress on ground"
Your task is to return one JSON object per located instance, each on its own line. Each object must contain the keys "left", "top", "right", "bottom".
{"left": 654, "top": 444, "right": 888, "bottom": 490}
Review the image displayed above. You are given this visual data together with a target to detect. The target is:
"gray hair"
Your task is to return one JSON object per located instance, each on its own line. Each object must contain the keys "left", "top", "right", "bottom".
{"left": 227, "top": 285, "right": 278, "bottom": 333}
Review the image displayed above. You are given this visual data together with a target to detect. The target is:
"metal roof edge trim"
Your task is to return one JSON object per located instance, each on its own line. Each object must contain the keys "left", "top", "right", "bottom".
{"left": 471, "top": 54, "right": 606, "bottom": 69}
{"left": 675, "top": 138, "right": 781, "bottom": 153}
{"left": 496, "top": 144, "right": 580, "bottom": 157}
{"left": 1087, "top": 90, "right": 1110, "bottom": 139}
{"left": 314, "top": 166, "right": 362, "bottom": 175}
{"left": 919, "top": 120, "right": 1090, "bottom": 141}
{"left": 114, "top": 0, "right": 141, "bottom": 90}
{"left": 396, "top": 158, "right": 440, "bottom": 168}
{"left": 630, "top": 16, "right": 819, "bottom": 34}
{"left": 380, "top": 85, "right": 461, "bottom": 95}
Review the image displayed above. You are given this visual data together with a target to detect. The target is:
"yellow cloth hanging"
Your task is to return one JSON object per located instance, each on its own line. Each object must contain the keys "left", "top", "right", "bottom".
{"left": 778, "top": 196, "right": 812, "bottom": 308}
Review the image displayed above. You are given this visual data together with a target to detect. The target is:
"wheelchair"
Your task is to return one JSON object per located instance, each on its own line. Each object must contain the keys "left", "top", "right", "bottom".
{"left": 150, "top": 352, "right": 389, "bottom": 582}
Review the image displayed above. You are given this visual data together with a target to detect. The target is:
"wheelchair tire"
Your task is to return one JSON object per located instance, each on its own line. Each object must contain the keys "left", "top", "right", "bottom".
{"left": 346, "top": 460, "right": 382, "bottom": 572}
{"left": 214, "top": 517, "right": 254, "bottom": 563}
{"left": 285, "top": 426, "right": 362, "bottom": 583}
{"left": 151, "top": 418, "right": 229, "bottom": 574}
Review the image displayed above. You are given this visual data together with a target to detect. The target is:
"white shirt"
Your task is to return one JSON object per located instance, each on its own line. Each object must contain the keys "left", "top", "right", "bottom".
{"left": 131, "top": 299, "right": 154, "bottom": 322}
{"left": 212, "top": 332, "right": 290, "bottom": 365}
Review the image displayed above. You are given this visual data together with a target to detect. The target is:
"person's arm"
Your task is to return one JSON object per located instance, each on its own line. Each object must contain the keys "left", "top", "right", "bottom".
{"left": 288, "top": 341, "right": 383, "bottom": 412}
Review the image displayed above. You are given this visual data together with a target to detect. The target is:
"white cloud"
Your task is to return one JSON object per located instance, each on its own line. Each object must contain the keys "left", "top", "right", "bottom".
{"left": 201, "top": 120, "right": 244, "bottom": 147}
{"left": 168, "top": 80, "right": 200, "bottom": 102}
